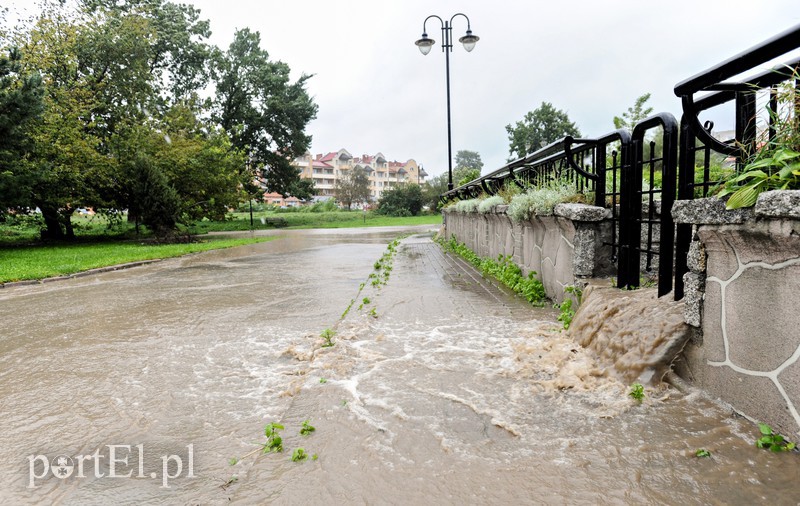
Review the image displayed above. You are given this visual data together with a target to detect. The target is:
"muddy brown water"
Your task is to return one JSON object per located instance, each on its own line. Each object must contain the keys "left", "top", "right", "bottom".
{"left": 0, "top": 227, "right": 798, "bottom": 504}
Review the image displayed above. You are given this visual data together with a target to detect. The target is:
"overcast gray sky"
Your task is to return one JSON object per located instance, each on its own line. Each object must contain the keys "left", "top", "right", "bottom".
{"left": 10, "top": 0, "right": 800, "bottom": 177}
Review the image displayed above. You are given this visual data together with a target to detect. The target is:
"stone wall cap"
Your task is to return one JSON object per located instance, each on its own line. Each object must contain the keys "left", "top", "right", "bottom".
{"left": 755, "top": 190, "right": 800, "bottom": 219}
{"left": 672, "top": 197, "right": 753, "bottom": 224}
{"left": 554, "top": 203, "right": 610, "bottom": 221}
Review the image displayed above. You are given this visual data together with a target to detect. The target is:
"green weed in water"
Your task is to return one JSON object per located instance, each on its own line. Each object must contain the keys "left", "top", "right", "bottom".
{"left": 291, "top": 448, "right": 308, "bottom": 462}
{"left": 556, "top": 285, "right": 583, "bottom": 330}
{"left": 629, "top": 383, "right": 645, "bottom": 403}
{"left": 341, "top": 299, "right": 355, "bottom": 319}
{"left": 756, "top": 423, "right": 796, "bottom": 452}
{"left": 300, "top": 419, "right": 316, "bottom": 436}
{"left": 320, "top": 328, "right": 336, "bottom": 348}
{"left": 263, "top": 422, "right": 284, "bottom": 453}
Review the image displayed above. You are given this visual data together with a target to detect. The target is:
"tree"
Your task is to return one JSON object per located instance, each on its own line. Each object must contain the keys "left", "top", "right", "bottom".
{"left": 124, "top": 153, "right": 180, "bottom": 236}
{"left": 11, "top": 3, "right": 154, "bottom": 238}
{"left": 377, "top": 184, "right": 423, "bottom": 216}
{"left": 0, "top": 47, "right": 44, "bottom": 215}
{"left": 213, "top": 28, "right": 318, "bottom": 197}
{"left": 453, "top": 150, "right": 482, "bottom": 187}
{"left": 148, "top": 102, "right": 247, "bottom": 221}
{"left": 506, "top": 102, "right": 581, "bottom": 161}
{"left": 4, "top": 1, "right": 317, "bottom": 238}
{"left": 612, "top": 92, "right": 663, "bottom": 170}
{"left": 454, "top": 150, "right": 483, "bottom": 173}
{"left": 613, "top": 93, "right": 653, "bottom": 130}
{"left": 80, "top": 0, "right": 213, "bottom": 106}
{"left": 334, "top": 167, "right": 370, "bottom": 209}
{"left": 456, "top": 168, "right": 480, "bottom": 187}
{"left": 287, "top": 177, "right": 316, "bottom": 201}
{"left": 422, "top": 165, "right": 483, "bottom": 211}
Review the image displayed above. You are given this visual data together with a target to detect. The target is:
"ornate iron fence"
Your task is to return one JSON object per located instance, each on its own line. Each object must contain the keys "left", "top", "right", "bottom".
{"left": 441, "top": 23, "right": 800, "bottom": 300}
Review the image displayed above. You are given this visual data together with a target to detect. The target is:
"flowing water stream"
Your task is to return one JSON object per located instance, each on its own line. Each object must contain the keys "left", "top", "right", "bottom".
{"left": 0, "top": 227, "right": 798, "bottom": 504}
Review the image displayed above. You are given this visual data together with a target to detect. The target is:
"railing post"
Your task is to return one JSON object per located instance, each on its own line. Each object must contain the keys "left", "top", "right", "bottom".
{"left": 674, "top": 117, "right": 695, "bottom": 301}
{"left": 594, "top": 141, "right": 607, "bottom": 208}
{"left": 657, "top": 117, "right": 679, "bottom": 297}
{"left": 617, "top": 135, "right": 638, "bottom": 290}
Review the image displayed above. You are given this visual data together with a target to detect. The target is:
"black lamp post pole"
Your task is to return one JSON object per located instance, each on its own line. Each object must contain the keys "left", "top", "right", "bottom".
{"left": 443, "top": 21, "right": 454, "bottom": 191}
{"left": 416, "top": 14, "right": 479, "bottom": 193}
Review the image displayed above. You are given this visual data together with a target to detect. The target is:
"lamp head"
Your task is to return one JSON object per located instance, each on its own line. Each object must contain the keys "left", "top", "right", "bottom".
{"left": 458, "top": 29, "right": 480, "bottom": 52}
{"left": 415, "top": 33, "right": 435, "bottom": 55}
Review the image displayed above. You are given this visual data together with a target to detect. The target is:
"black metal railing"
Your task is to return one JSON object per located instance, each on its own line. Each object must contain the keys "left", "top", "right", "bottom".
{"left": 441, "top": 22, "right": 800, "bottom": 300}
{"left": 673, "top": 23, "right": 800, "bottom": 299}
{"left": 620, "top": 113, "right": 678, "bottom": 296}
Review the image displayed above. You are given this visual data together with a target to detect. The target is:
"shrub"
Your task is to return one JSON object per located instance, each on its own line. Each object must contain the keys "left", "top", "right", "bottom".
{"left": 718, "top": 66, "right": 800, "bottom": 209}
{"left": 454, "top": 198, "right": 481, "bottom": 213}
{"left": 478, "top": 195, "right": 505, "bottom": 214}
{"left": 377, "top": 184, "right": 423, "bottom": 216}
{"left": 497, "top": 181, "right": 523, "bottom": 203}
{"left": 438, "top": 236, "right": 547, "bottom": 305}
{"left": 126, "top": 155, "right": 180, "bottom": 236}
{"left": 507, "top": 184, "right": 579, "bottom": 222}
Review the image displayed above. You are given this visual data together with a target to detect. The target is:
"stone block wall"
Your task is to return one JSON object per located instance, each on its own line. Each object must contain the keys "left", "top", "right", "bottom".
{"left": 672, "top": 190, "right": 800, "bottom": 438}
{"left": 442, "top": 204, "right": 612, "bottom": 304}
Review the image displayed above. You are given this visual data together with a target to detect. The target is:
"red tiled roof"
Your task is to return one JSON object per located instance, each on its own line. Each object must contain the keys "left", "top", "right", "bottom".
{"left": 264, "top": 192, "right": 302, "bottom": 202}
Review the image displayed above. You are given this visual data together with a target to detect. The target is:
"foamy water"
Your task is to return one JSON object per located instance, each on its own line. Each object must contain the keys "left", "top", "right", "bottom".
{"left": 0, "top": 229, "right": 798, "bottom": 504}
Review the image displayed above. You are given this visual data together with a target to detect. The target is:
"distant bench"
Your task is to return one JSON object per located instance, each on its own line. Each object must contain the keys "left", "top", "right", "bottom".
{"left": 264, "top": 217, "right": 288, "bottom": 228}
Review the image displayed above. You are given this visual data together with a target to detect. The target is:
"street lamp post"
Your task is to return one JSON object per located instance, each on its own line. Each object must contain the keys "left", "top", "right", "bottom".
{"left": 415, "top": 14, "right": 479, "bottom": 192}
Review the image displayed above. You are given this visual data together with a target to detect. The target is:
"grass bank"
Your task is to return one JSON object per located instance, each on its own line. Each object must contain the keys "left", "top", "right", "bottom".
{"left": 188, "top": 211, "right": 442, "bottom": 233}
{"left": 0, "top": 236, "right": 274, "bottom": 283}
{"left": 0, "top": 212, "right": 442, "bottom": 244}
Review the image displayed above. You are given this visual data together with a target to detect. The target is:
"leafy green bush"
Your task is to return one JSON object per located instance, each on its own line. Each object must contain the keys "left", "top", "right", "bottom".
{"left": 126, "top": 155, "right": 180, "bottom": 236}
{"left": 438, "top": 236, "right": 547, "bottom": 306}
{"left": 377, "top": 184, "right": 423, "bottom": 216}
{"left": 718, "top": 68, "right": 800, "bottom": 209}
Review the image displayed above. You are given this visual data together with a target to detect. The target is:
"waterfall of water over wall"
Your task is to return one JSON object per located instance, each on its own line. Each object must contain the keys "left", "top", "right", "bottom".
{"left": 568, "top": 284, "right": 693, "bottom": 385}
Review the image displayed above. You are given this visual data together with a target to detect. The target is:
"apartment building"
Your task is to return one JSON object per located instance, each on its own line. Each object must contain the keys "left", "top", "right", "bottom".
{"left": 293, "top": 149, "right": 428, "bottom": 201}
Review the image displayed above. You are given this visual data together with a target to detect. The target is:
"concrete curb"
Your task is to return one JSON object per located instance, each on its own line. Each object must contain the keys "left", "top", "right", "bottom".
{"left": 0, "top": 259, "right": 162, "bottom": 289}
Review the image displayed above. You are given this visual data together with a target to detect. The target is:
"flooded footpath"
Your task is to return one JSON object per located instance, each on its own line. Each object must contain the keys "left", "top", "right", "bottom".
{"left": 0, "top": 227, "right": 798, "bottom": 504}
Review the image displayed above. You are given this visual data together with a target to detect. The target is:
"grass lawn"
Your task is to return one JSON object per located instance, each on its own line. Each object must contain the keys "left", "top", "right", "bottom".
{"left": 0, "top": 236, "right": 274, "bottom": 283}
{"left": 188, "top": 211, "right": 442, "bottom": 233}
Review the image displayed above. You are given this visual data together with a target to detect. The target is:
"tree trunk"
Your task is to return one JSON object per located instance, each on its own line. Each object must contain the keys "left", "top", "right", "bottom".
{"left": 61, "top": 209, "right": 75, "bottom": 240}
{"left": 39, "top": 205, "right": 65, "bottom": 240}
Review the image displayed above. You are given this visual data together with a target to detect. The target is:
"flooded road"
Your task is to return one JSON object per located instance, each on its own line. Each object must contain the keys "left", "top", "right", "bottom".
{"left": 0, "top": 227, "right": 798, "bottom": 504}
